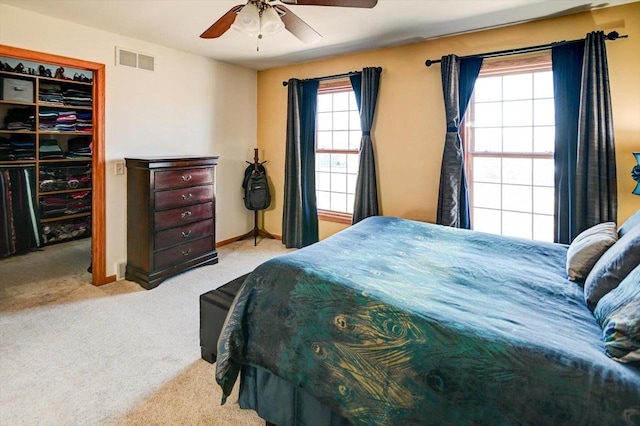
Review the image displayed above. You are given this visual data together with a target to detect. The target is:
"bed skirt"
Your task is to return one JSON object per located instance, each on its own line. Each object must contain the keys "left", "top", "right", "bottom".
{"left": 239, "top": 364, "right": 351, "bottom": 426}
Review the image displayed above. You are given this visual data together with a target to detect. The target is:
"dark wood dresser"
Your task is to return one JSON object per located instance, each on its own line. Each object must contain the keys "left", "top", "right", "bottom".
{"left": 125, "top": 156, "right": 219, "bottom": 289}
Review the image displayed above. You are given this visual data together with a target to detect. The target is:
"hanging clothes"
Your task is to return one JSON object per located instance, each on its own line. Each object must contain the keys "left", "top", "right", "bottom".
{"left": 0, "top": 166, "right": 42, "bottom": 257}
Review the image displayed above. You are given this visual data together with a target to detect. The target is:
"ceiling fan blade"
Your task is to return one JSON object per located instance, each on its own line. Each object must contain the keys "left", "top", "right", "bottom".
{"left": 200, "top": 5, "right": 243, "bottom": 39}
{"left": 275, "top": 5, "right": 322, "bottom": 44}
{"left": 279, "top": 0, "right": 377, "bottom": 8}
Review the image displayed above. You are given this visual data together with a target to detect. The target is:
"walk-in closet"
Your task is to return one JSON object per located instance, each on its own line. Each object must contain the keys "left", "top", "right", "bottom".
{"left": 0, "top": 45, "right": 106, "bottom": 289}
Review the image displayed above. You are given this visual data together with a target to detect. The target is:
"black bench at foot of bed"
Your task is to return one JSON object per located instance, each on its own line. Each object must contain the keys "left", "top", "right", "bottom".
{"left": 199, "top": 273, "right": 249, "bottom": 363}
{"left": 200, "top": 272, "right": 352, "bottom": 426}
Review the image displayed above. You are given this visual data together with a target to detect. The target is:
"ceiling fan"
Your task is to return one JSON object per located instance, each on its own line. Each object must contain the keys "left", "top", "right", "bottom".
{"left": 200, "top": 0, "right": 378, "bottom": 44}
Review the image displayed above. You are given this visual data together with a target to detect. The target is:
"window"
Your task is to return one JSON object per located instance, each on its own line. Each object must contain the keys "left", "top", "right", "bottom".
{"left": 315, "top": 80, "right": 361, "bottom": 222}
{"left": 465, "top": 57, "right": 555, "bottom": 241}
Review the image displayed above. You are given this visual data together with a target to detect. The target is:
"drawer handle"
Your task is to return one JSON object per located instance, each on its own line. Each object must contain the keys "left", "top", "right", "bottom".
{"left": 181, "top": 175, "right": 193, "bottom": 182}
{"left": 181, "top": 193, "right": 193, "bottom": 200}
{"left": 181, "top": 248, "right": 192, "bottom": 256}
{"left": 181, "top": 229, "right": 192, "bottom": 238}
{"left": 181, "top": 210, "right": 192, "bottom": 218}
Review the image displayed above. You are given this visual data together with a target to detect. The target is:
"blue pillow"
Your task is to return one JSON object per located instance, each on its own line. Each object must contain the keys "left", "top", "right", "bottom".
{"left": 618, "top": 209, "right": 640, "bottom": 238}
{"left": 566, "top": 222, "right": 618, "bottom": 281}
{"left": 584, "top": 225, "right": 640, "bottom": 311}
{"left": 594, "top": 265, "right": 640, "bottom": 363}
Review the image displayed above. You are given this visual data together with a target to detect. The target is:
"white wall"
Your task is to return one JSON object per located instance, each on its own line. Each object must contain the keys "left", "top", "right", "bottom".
{"left": 0, "top": 4, "right": 257, "bottom": 278}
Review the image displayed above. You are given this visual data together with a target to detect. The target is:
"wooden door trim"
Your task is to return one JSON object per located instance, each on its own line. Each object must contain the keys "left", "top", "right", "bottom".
{"left": 0, "top": 45, "right": 110, "bottom": 285}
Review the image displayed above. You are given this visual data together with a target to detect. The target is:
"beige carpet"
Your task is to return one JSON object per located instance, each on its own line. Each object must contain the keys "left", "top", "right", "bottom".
{"left": 0, "top": 237, "right": 291, "bottom": 425}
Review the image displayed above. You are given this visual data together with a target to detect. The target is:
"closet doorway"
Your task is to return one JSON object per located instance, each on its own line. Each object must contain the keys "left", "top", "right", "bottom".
{"left": 0, "top": 45, "right": 107, "bottom": 285}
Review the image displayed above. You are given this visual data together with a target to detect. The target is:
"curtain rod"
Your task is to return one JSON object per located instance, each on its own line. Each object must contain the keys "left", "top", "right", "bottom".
{"left": 282, "top": 68, "right": 382, "bottom": 86}
{"left": 424, "top": 31, "right": 628, "bottom": 67}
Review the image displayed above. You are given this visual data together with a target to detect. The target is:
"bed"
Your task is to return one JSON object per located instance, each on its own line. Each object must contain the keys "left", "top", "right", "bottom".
{"left": 215, "top": 216, "right": 640, "bottom": 425}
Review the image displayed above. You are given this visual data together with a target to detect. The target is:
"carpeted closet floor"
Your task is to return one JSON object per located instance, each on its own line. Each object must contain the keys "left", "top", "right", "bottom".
{"left": 0, "top": 237, "right": 291, "bottom": 425}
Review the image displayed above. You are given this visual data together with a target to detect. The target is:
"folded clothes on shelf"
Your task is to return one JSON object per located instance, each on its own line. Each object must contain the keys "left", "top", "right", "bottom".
{"left": 39, "top": 83, "right": 64, "bottom": 105}
{"left": 2, "top": 107, "right": 35, "bottom": 131}
{"left": 63, "top": 87, "right": 92, "bottom": 107}
{"left": 37, "top": 109, "right": 90, "bottom": 132}
{"left": 0, "top": 135, "right": 36, "bottom": 160}
{"left": 66, "top": 136, "right": 92, "bottom": 158}
{"left": 76, "top": 111, "right": 92, "bottom": 132}
{"left": 9, "top": 135, "right": 36, "bottom": 159}
{"left": 39, "top": 139, "right": 64, "bottom": 159}
{"left": 39, "top": 110, "right": 59, "bottom": 131}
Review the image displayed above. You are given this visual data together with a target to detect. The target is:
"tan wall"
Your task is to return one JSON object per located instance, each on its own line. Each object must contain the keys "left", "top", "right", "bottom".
{"left": 257, "top": 2, "right": 640, "bottom": 240}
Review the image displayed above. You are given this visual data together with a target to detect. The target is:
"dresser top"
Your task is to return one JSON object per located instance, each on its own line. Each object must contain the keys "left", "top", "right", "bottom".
{"left": 125, "top": 156, "right": 219, "bottom": 169}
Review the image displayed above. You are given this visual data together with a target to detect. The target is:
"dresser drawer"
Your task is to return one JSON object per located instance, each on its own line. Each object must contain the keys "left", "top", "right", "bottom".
{"left": 154, "top": 202, "right": 213, "bottom": 231}
{"left": 154, "top": 219, "right": 213, "bottom": 250}
{"left": 155, "top": 185, "right": 213, "bottom": 210}
{"left": 154, "top": 236, "right": 213, "bottom": 271}
{"left": 155, "top": 168, "right": 213, "bottom": 191}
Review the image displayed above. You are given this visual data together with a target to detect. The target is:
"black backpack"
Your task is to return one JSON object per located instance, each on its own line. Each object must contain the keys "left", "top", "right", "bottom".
{"left": 242, "top": 164, "right": 271, "bottom": 211}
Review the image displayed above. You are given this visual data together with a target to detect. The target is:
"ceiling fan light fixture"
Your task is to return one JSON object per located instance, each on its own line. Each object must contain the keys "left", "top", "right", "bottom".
{"left": 260, "top": 6, "right": 285, "bottom": 37}
{"left": 231, "top": 2, "right": 261, "bottom": 34}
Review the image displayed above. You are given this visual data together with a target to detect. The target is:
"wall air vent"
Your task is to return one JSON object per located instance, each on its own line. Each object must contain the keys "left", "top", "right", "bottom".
{"left": 137, "top": 54, "right": 155, "bottom": 71}
{"left": 115, "top": 47, "right": 155, "bottom": 71}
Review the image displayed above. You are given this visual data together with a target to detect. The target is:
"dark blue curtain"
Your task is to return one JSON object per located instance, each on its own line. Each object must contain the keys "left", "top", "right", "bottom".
{"left": 282, "top": 79, "right": 319, "bottom": 248}
{"left": 552, "top": 32, "right": 617, "bottom": 243}
{"left": 350, "top": 67, "right": 382, "bottom": 224}
{"left": 552, "top": 41, "right": 584, "bottom": 244}
{"left": 576, "top": 31, "right": 617, "bottom": 231}
{"left": 436, "top": 55, "right": 483, "bottom": 228}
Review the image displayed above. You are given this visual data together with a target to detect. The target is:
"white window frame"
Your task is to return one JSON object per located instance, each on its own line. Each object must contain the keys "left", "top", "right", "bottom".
{"left": 315, "top": 79, "right": 361, "bottom": 224}
{"left": 464, "top": 54, "right": 555, "bottom": 241}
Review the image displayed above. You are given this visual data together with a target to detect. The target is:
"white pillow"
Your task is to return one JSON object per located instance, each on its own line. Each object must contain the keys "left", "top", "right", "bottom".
{"left": 566, "top": 222, "right": 618, "bottom": 281}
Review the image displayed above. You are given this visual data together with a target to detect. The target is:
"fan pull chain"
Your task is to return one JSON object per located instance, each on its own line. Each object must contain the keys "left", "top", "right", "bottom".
{"left": 257, "top": 13, "right": 263, "bottom": 52}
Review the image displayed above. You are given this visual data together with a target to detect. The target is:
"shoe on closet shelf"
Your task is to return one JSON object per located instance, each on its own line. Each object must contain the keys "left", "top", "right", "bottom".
{"left": 55, "top": 66, "right": 72, "bottom": 80}
{"left": 39, "top": 65, "right": 53, "bottom": 78}
{"left": 55, "top": 66, "right": 66, "bottom": 80}
{"left": 0, "top": 61, "right": 23, "bottom": 73}
{"left": 73, "top": 73, "right": 92, "bottom": 83}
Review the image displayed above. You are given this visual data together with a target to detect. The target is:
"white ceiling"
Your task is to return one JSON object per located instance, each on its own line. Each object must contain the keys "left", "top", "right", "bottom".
{"left": 0, "top": 0, "right": 634, "bottom": 70}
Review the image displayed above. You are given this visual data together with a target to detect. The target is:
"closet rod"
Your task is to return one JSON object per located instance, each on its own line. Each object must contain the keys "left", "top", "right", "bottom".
{"left": 0, "top": 163, "right": 36, "bottom": 168}
{"left": 424, "top": 31, "right": 628, "bottom": 66}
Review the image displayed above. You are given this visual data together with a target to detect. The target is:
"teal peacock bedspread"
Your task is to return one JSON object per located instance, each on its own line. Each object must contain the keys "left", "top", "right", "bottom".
{"left": 216, "top": 216, "right": 640, "bottom": 425}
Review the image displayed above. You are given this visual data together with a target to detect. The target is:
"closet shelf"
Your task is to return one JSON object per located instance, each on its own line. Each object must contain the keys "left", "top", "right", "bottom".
{"left": 38, "top": 75, "right": 93, "bottom": 86}
{"left": 0, "top": 70, "right": 92, "bottom": 86}
{"left": 40, "top": 187, "right": 92, "bottom": 196}
{"left": 0, "top": 160, "right": 36, "bottom": 165}
{"left": 0, "top": 130, "right": 36, "bottom": 134}
{"left": 38, "top": 103, "right": 93, "bottom": 111}
{"left": 41, "top": 212, "right": 91, "bottom": 223}
{"left": 39, "top": 158, "right": 91, "bottom": 163}
{"left": 39, "top": 131, "right": 93, "bottom": 136}
{"left": 0, "top": 99, "right": 36, "bottom": 107}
